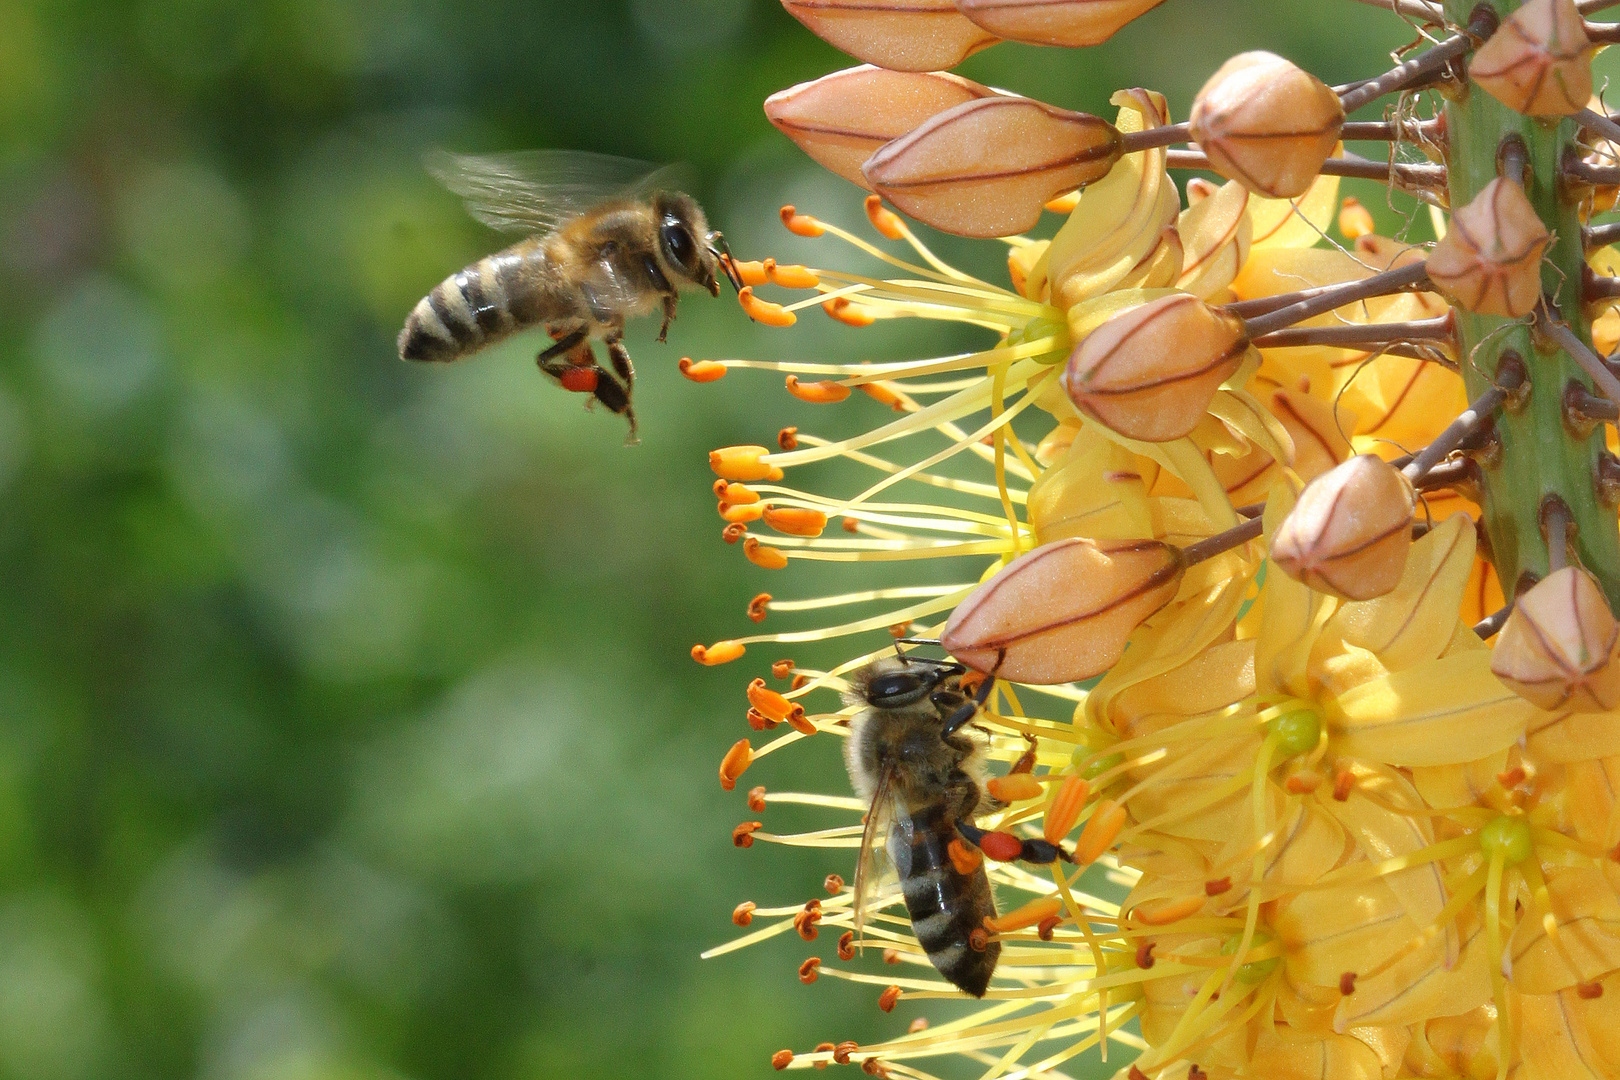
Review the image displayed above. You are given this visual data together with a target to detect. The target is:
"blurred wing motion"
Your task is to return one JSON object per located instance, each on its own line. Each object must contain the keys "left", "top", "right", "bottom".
{"left": 851, "top": 766, "right": 899, "bottom": 946}
{"left": 425, "top": 149, "right": 684, "bottom": 235}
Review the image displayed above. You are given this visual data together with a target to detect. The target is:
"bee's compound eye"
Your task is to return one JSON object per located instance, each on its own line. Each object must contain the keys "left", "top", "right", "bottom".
{"left": 866, "top": 671, "right": 932, "bottom": 708}
{"left": 660, "top": 220, "right": 698, "bottom": 271}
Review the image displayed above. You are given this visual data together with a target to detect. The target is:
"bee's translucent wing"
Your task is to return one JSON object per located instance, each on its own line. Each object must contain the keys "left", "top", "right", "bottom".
{"left": 852, "top": 766, "right": 899, "bottom": 947}
{"left": 425, "top": 149, "right": 684, "bottom": 235}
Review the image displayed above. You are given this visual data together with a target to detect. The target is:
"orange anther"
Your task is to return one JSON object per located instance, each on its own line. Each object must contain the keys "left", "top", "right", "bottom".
{"left": 773, "top": 1050, "right": 795, "bottom": 1071}
{"left": 947, "top": 838, "right": 983, "bottom": 875}
{"left": 1205, "top": 877, "right": 1232, "bottom": 896}
{"left": 1130, "top": 1067, "right": 1150, "bottom": 1080}
{"left": 1043, "top": 774, "right": 1090, "bottom": 844}
{"left": 987, "top": 773, "right": 1044, "bottom": 803}
{"left": 887, "top": 622, "right": 912, "bottom": 640}
{"left": 781, "top": 204, "right": 827, "bottom": 237}
{"left": 1037, "top": 915, "right": 1059, "bottom": 940}
{"left": 822, "top": 297, "right": 876, "bottom": 327}
{"left": 878, "top": 985, "right": 901, "bottom": 1012}
{"left": 785, "top": 375, "right": 851, "bottom": 404}
{"left": 787, "top": 712, "right": 817, "bottom": 736}
{"left": 978, "top": 831, "right": 1024, "bottom": 862}
{"left": 745, "top": 537, "right": 790, "bottom": 570}
{"left": 693, "top": 640, "right": 746, "bottom": 666}
{"left": 719, "top": 738, "right": 753, "bottom": 791}
{"left": 986, "top": 896, "right": 1062, "bottom": 934}
{"left": 813, "top": 1042, "right": 835, "bottom": 1069}
{"left": 1188, "top": 1067, "right": 1207, "bottom": 1080}
{"left": 1497, "top": 766, "right": 1527, "bottom": 789}
{"left": 778, "top": 426, "right": 799, "bottom": 451}
{"left": 740, "top": 286, "right": 797, "bottom": 327}
{"left": 718, "top": 481, "right": 761, "bottom": 505}
{"left": 1285, "top": 769, "right": 1322, "bottom": 794}
{"left": 722, "top": 522, "right": 750, "bottom": 544}
{"left": 907, "top": 1018, "right": 928, "bottom": 1034}
{"left": 763, "top": 505, "right": 829, "bottom": 537}
{"left": 842, "top": 517, "right": 860, "bottom": 533}
{"left": 1136, "top": 941, "right": 1156, "bottom": 968}
{"left": 968, "top": 928, "right": 989, "bottom": 952}
{"left": 882, "top": 948, "right": 900, "bottom": 964}
{"left": 748, "top": 678, "right": 803, "bottom": 724}
{"left": 678, "top": 357, "right": 728, "bottom": 383}
{"left": 799, "top": 957, "right": 821, "bottom": 983}
{"left": 794, "top": 908, "right": 821, "bottom": 940}
{"left": 837, "top": 931, "right": 855, "bottom": 961}
{"left": 861, "top": 381, "right": 913, "bottom": 412}
{"left": 959, "top": 671, "right": 988, "bottom": 697}
{"left": 733, "top": 821, "right": 763, "bottom": 847}
{"left": 748, "top": 593, "right": 773, "bottom": 623}
{"left": 1333, "top": 768, "right": 1355, "bottom": 801}
{"left": 824, "top": 873, "right": 844, "bottom": 894}
{"left": 1075, "top": 799, "right": 1126, "bottom": 864}
{"left": 746, "top": 707, "right": 775, "bottom": 731}
{"left": 862, "top": 1059, "right": 889, "bottom": 1079}
{"left": 791, "top": 673, "right": 809, "bottom": 691}
{"left": 733, "top": 901, "right": 756, "bottom": 926}
{"left": 772, "top": 659, "right": 795, "bottom": 680}
{"left": 1044, "top": 190, "right": 1081, "bottom": 213}
{"left": 722, "top": 502, "right": 765, "bottom": 524}
{"left": 1339, "top": 971, "right": 1357, "bottom": 995}
{"left": 748, "top": 785, "right": 768, "bottom": 812}
{"left": 833, "top": 1043, "right": 858, "bottom": 1066}
{"left": 710, "top": 445, "right": 784, "bottom": 483}
{"left": 1134, "top": 894, "right": 1204, "bottom": 926}
{"left": 730, "top": 259, "right": 771, "bottom": 286}
{"left": 768, "top": 262, "right": 821, "bottom": 289}
{"left": 861, "top": 195, "right": 902, "bottom": 240}
{"left": 1578, "top": 981, "right": 1604, "bottom": 999}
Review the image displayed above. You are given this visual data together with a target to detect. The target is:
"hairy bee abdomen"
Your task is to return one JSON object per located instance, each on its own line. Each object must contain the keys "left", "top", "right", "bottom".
{"left": 398, "top": 245, "right": 557, "bottom": 363}
{"left": 889, "top": 804, "right": 999, "bottom": 997}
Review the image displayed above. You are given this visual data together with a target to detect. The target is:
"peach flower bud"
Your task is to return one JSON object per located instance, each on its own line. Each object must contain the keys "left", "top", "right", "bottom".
{"left": 1188, "top": 51, "right": 1344, "bottom": 199}
{"left": 941, "top": 537, "right": 1184, "bottom": 683}
{"left": 1060, "top": 293, "right": 1251, "bottom": 442}
{"left": 1270, "top": 455, "right": 1416, "bottom": 601}
{"left": 863, "top": 96, "right": 1121, "bottom": 238}
{"left": 764, "top": 67, "right": 999, "bottom": 190}
{"left": 1491, "top": 566, "right": 1620, "bottom": 712}
{"left": 1425, "top": 178, "right": 1550, "bottom": 318}
{"left": 780, "top": 0, "right": 997, "bottom": 72}
{"left": 1469, "top": 0, "right": 1593, "bottom": 117}
{"left": 953, "top": 0, "right": 1164, "bottom": 47}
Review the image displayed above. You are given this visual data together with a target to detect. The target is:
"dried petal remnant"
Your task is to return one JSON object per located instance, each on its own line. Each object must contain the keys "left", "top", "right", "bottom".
{"left": 1426, "top": 179, "right": 1548, "bottom": 318}
{"left": 1469, "top": 0, "right": 1593, "bottom": 116}
{"left": 765, "top": 67, "right": 1001, "bottom": 190}
{"left": 1491, "top": 566, "right": 1620, "bottom": 711}
{"left": 1271, "top": 455, "right": 1416, "bottom": 601}
{"left": 780, "top": 0, "right": 998, "bottom": 72}
{"left": 1189, "top": 51, "right": 1345, "bottom": 198}
{"left": 942, "top": 537, "right": 1184, "bottom": 683}
{"left": 954, "top": 0, "right": 1165, "bottom": 47}
{"left": 1061, "top": 293, "right": 1251, "bottom": 442}
{"left": 863, "top": 96, "right": 1122, "bottom": 238}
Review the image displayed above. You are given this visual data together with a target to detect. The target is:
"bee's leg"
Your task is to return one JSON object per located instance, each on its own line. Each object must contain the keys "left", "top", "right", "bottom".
{"left": 585, "top": 366, "right": 639, "bottom": 446}
{"left": 605, "top": 335, "right": 635, "bottom": 389}
{"left": 939, "top": 668, "right": 999, "bottom": 739}
{"left": 955, "top": 821, "right": 1073, "bottom": 865}
{"left": 537, "top": 326, "right": 589, "bottom": 367}
{"left": 657, "top": 293, "right": 678, "bottom": 343}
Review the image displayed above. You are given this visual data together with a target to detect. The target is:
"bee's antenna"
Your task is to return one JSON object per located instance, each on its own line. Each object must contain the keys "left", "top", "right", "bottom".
{"left": 711, "top": 232, "right": 744, "bottom": 294}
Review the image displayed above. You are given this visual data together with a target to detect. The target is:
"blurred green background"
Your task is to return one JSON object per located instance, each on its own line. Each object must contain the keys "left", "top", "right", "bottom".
{"left": 0, "top": 3, "right": 1467, "bottom": 1078}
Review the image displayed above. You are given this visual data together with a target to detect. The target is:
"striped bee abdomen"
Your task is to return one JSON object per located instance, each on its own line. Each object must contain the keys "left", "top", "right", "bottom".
{"left": 888, "top": 803, "right": 999, "bottom": 997}
{"left": 398, "top": 247, "right": 546, "bottom": 363}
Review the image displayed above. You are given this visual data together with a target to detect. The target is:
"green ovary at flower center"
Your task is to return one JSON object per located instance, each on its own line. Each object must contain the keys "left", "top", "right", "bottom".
{"left": 1478, "top": 814, "right": 1532, "bottom": 865}
{"left": 1265, "top": 702, "right": 1322, "bottom": 759}
{"left": 1008, "top": 313, "right": 1071, "bottom": 362}
{"left": 1221, "top": 930, "right": 1280, "bottom": 984}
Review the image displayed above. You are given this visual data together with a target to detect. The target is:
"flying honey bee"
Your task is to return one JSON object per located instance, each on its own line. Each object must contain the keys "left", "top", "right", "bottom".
{"left": 843, "top": 651, "right": 1068, "bottom": 997}
{"left": 398, "top": 150, "right": 742, "bottom": 444}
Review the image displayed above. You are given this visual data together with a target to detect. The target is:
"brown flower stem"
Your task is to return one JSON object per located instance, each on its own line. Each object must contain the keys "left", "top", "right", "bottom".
{"left": 1473, "top": 602, "right": 1514, "bottom": 639}
{"left": 1401, "top": 372, "right": 1518, "bottom": 483}
{"left": 1250, "top": 315, "right": 1454, "bottom": 350}
{"left": 1164, "top": 150, "right": 1447, "bottom": 186}
{"left": 1568, "top": 384, "right": 1619, "bottom": 421}
{"left": 1577, "top": 107, "right": 1620, "bottom": 146}
{"left": 1544, "top": 497, "right": 1572, "bottom": 572}
{"left": 1563, "top": 158, "right": 1620, "bottom": 186}
{"left": 1446, "top": 0, "right": 1620, "bottom": 608}
{"left": 1587, "top": 20, "right": 1620, "bottom": 40}
{"left": 1585, "top": 271, "right": 1620, "bottom": 301}
{"left": 1117, "top": 122, "right": 1190, "bottom": 154}
{"left": 1581, "top": 0, "right": 1620, "bottom": 13}
{"left": 1339, "top": 16, "right": 1491, "bottom": 114}
{"left": 1585, "top": 221, "right": 1620, "bottom": 248}
{"left": 1225, "top": 263, "right": 1432, "bottom": 320}
{"left": 1537, "top": 306, "right": 1620, "bottom": 403}
{"left": 1414, "top": 457, "right": 1479, "bottom": 491}
{"left": 1181, "top": 517, "right": 1264, "bottom": 567}
{"left": 1236, "top": 261, "right": 1433, "bottom": 338}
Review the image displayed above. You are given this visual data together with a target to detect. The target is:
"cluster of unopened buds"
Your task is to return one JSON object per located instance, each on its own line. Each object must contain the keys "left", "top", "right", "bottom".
{"left": 685, "top": 2, "right": 1620, "bottom": 1079}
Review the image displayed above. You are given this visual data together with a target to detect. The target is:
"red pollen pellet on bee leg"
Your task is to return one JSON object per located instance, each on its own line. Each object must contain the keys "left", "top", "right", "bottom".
{"left": 558, "top": 366, "right": 598, "bottom": 393}
{"left": 979, "top": 831, "right": 1025, "bottom": 862}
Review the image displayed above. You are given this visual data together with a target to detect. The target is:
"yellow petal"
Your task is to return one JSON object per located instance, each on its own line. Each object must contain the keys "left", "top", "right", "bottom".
{"left": 1247, "top": 170, "right": 1341, "bottom": 249}
{"left": 1526, "top": 706, "right": 1620, "bottom": 764}
{"left": 1256, "top": 479, "right": 1332, "bottom": 698}
{"left": 1509, "top": 866, "right": 1620, "bottom": 994}
{"left": 1247, "top": 1025, "right": 1386, "bottom": 1080}
{"left": 1327, "top": 652, "right": 1532, "bottom": 767}
{"left": 1520, "top": 987, "right": 1611, "bottom": 1080}
{"left": 1176, "top": 178, "right": 1252, "bottom": 300}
